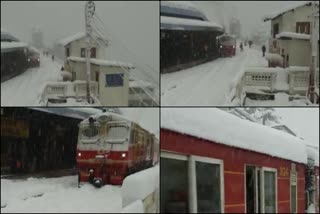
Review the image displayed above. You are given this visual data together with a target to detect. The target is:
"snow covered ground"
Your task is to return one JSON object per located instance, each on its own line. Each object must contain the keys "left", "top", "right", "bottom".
{"left": 1, "top": 165, "right": 159, "bottom": 213}
{"left": 1, "top": 54, "right": 63, "bottom": 106}
{"left": 1, "top": 176, "right": 122, "bottom": 213}
{"left": 161, "top": 45, "right": 268, "bottom": 106}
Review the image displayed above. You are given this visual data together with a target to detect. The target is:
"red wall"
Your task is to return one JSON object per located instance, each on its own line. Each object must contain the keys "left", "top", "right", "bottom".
{"left": 161, "top": 129, "right": 306, "bottom": 213}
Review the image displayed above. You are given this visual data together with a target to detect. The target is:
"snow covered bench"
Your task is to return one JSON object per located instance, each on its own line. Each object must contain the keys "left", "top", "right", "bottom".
{"left": 121, "top": 165, "right": 159, "bottom": 213}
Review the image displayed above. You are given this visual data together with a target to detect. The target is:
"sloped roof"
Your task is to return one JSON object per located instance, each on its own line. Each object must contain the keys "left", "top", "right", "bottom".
{"left": 59, "top": 32, "right": 109, "bottom": 47}
{"left": 263, "top": 1, "right": 319, "bottom": 22}
{"left": 161, "top": 108, "right": 308, "bottom": 164}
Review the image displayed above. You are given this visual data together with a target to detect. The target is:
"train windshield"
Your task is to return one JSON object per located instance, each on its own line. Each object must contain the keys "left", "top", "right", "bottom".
{"left": 105, "top": 122, "right": 129, "bottom": 143}
{"left": 80, "top": 124, "right": 99, "bottom": 143}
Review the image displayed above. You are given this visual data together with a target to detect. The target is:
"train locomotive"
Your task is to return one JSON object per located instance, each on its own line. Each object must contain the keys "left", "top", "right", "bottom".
{"left": 76, "top": 112, "right": 159, "bottom": 187}
{"left": 217, "top": 34, "right": 237, "bottom": 57}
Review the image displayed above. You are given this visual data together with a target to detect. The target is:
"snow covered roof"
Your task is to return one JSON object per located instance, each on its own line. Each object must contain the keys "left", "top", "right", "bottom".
{"left": 161, "top": 16, "right": 223, "bottom": 32}
{"left": 161, "top": 1, "right": 208, "bottom": 21}
{"left": 161, "top": 108, "right": 308, "bottom": 164}
{"left": 276, "top": 32, "right": 311, "bottom": 40}
{"left": 30, "top": 108, "right": 101, "bottom": 120}
{"left": 59, "top": 32, "right": 108, "bottom": 47}
{"left": 263, "top": 1, "right": 319, "bottom": 21}
{"left": 67, "top": 57, "right": 134, "bottom": 69}
{"left": 1, "top": 42, "right": 28, "bottom": 53}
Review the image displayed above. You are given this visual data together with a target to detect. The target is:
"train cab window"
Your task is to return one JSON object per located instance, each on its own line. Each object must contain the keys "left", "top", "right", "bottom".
{"left": 106, "top": 123, "right": 128, "bottom": 142}
{"left": 81, "top": 125, "right": 99, "bottom": 140}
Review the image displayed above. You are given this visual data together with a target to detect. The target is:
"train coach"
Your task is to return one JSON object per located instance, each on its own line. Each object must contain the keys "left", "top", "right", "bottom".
{"left": 76, "top": 112, "right": 159, "bottom": 187}
{"left": 160, "top": 1, "right": 224, "bottom": 74}
{"left": 160, "top": 108, "right": 319, "bottom": 213}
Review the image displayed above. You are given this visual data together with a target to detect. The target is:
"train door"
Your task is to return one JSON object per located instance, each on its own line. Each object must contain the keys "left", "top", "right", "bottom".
{"left": 245, "top": 165, "right": 261, "bottom": 213}
{"left": 260, "top": 167, "right": 277, "bottom": 213}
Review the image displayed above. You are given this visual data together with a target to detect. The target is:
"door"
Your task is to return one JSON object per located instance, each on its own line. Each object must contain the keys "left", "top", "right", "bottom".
{"left": 261, "top": 167, "right": 277, "bottom": 213}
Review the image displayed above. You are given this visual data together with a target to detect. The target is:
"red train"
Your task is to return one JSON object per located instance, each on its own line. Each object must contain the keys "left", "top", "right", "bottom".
{"left": 76, "top": 112, "right": 158, "bottom": 187}
{"left": 218, "top": 35, "right": 236, "bottom": 57}
{"left": 161, "top": 108, "right": 319, "bottom": 213}
{"left": 27, "top": 47, "right": 40, "bottom": 67}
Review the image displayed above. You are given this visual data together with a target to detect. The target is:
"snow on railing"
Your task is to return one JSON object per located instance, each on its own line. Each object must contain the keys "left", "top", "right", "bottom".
{"left": 229, "top": 66, "right": 319, "bottom": 105}
{"left": 40, "top": 81, "right": 99, "bottom": 105}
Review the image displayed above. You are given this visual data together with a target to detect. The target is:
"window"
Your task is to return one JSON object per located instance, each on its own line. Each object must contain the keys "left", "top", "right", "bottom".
{"left": 66, "top": 48, "right": 70, "bottom": 57}
{"left": 160, "top": 153, "right": 224, "bottom": 213}
{"left": 105, "top": 74, "right": 124, "bottom": 87}
{"left": 80, "top": 48, "right": 86, "bottom": 57}
{"left": 273, "top": 24, "right": 279, "bottom": 38}
{"left": 91, "top": 48, "right": 96, "bottom": 58}
{"left": 296, "top": 22, "right": 310, "bottom": 34}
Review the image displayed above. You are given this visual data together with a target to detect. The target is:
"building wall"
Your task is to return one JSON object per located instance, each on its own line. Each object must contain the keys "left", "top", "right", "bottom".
{"left": 68, "top": 38, "right": 106, "bottom": 59}
{"left": 161, "top": 129, "right": 306, "bottom": 213}
{"left": 99, "top": 66, "right": 129, "bottom": 106}
{"left": 279, "top": 40, "right": 311, "bottom": 67}
{"left": 281, "top": 5, "right": 314, "bottom": 33}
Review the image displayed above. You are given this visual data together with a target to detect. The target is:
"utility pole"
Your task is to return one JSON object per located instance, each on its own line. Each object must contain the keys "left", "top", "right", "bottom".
{"left": 309, "top": 1, "right": 319, "bottom": 104}
{"left": 85, "top": 0, "right": 95, "bottom": 104}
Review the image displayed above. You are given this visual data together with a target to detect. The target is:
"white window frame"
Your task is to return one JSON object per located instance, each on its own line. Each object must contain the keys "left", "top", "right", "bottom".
{"left": 290, "top": 170, "right": 298, "bottom": 213}
{"left": 160, "top": 152, "right": 224, "bottom": 213}
{"left": 260, "top": 167, "right": 278, "bottom": 213}
{"left": 190, "top": 155, "right": 224, "bottom": 213}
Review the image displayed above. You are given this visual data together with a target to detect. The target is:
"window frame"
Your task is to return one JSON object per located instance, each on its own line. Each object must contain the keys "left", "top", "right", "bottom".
{"left": 260, "top": 167, "right": 278, "bottom": 213}
{"left": 160, "top": 152, "right": 224, "bottom": 213}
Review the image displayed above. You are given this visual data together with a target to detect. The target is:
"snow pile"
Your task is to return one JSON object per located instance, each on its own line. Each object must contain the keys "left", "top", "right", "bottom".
{"left": 1, "top": 176, "right": 122, "bottom": 213}
{"left": 287, "top": 66, "right": 310, "bottom": 72}
{"left": 161, "top": 108, "right": 308, "bottom": 164}
{"left": 121, "top": 200, "right": 144, "bottom": 213}
{"left": 161, "top": 16, "right": 223, "bottom": 30}
{"left": 306, "top": 146, "right": 319, "bottom": 166}
{"left": 121, "top": 164, "right": 159, "bottom": 207}
{"left": 276, "top": 32, "right": 311, "bottom": 40}
{"left": 67, "top": 56, "right": 134, "bottom": 69}
{"left": 307, "top": 203, "right": 316, "bottom": 213}
{"left": 266, "top": 53, "right": 283, "bottom": 64}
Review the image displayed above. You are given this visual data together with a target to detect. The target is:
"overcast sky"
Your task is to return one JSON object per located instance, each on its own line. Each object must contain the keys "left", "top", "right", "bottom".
{"left": 276, "top": 108, "right": 319, "bottom": 149}
{"left": 1, "top": 1, "right": 159, "bottom": 74}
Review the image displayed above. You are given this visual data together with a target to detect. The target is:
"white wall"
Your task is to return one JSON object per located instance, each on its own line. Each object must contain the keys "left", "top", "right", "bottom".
{"left": 279, "top": 40, "right": 311, "bottom": 67}
{"left": 281, "top": 5, "right": 314, "bottom": 33}
{"left": 99, "top": 66, "right": 129, "bottom": 106}
{"left": 68, "top": 37, "right": 107, "bottom": 59}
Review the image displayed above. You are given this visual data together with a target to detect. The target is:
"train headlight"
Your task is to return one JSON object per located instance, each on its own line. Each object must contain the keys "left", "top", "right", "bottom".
{"left": 78, "top": 152, "right": 81, "bottom": 157}
{"left": 233, "top": 46, "right": 235, "bottom": 48}
{"left": 220, "top": 46, "right": 223, "bottom": 48}
{"left": 37, "top": 59, "right": 40, "bottom": 62}
{"left": 28, "top": 59, "right": 30, "bottom": 62}
{"left": 122, "top": 153, "right": 126, "bottom": 158}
